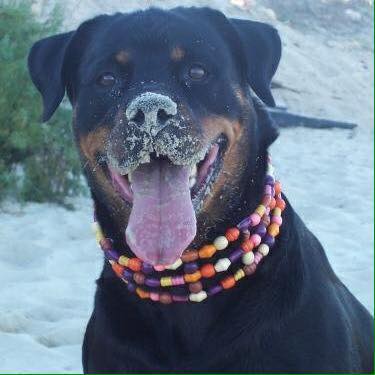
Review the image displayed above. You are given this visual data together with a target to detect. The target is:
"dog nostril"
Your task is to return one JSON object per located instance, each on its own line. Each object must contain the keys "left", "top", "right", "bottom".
{"left": 157, "top": 109, "right": 173, "bottom": 125}
{"left": 131, "top": 109, "right": 145, "bottom": 126}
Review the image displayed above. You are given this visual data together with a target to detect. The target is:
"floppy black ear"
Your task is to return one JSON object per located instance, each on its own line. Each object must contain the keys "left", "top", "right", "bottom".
{"left": 28, "top": 31, "right": 74, "bottom": 122}
{"left": 230, "top": 19, "right": 281, "bottom": 107}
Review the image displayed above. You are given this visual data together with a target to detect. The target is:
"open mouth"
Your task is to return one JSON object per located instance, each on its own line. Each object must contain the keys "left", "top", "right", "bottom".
{"left": 104, "top": 134, "right": 227, "bottom": 265}
{"left": 108, "top": 134, "right": 227, "bottom": 211}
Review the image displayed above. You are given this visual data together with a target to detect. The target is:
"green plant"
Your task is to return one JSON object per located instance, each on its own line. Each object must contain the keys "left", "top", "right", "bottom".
{"left": 0, "top": 2, "right": 84, "bottom": 205}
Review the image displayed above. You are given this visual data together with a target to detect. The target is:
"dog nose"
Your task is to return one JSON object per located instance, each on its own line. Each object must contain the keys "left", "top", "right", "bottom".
{"left": 125, "top": 92, "right": 178, "bottom": 136}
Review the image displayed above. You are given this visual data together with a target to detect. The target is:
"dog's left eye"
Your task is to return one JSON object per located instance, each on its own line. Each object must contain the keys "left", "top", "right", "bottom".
{"left": 97, "top": 73, "right": 116, "bottom": 87}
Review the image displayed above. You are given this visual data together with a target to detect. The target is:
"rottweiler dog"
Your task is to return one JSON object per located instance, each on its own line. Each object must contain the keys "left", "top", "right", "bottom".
{"left": 28, "top": 7, "right": 373, "bottom": 373}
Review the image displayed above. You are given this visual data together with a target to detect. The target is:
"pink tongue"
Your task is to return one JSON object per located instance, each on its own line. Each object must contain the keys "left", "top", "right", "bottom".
{"left": 125, "top": 159, "right": 196, "bottom": 265}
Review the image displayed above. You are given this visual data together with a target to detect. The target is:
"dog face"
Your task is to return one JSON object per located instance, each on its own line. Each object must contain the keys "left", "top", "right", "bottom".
{"left": 28, "top": 7, "right": 281, "bottom": 265}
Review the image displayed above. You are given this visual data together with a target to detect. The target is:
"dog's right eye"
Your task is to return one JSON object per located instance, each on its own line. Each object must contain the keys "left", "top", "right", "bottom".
{"left": 97, "top": 73, "right": 116, "bottom": 87}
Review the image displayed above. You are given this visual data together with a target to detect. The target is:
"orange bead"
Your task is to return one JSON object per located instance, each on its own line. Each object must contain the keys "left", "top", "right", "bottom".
{"left": 276, "top": 198, "right": 286, "bottom": 211}
{"left": 241, "top": 239, "right": 254, "bottom": 253}
{"left": 136, "top": 287, "right": 150, "bottom": 299}
{"left": 221, "top": 276, "right": 236, "bottom": 290}
{"left": 181, "top": 250, "right": 199, "bottom": 263}
{"left": 184, "top": 271, "right": 202, "bottom": 283}
{"left": 268, "top": 223, "right": 280, "bottom": 237}
{"left": 225, "top": 227, "right": 240, "bottom": 242}
{"left": 200, "top": 264, "right": 216, "bottom": 278}
{"left": 269, "top": 197, "right": 276, "bottom": 210}
{"left": 198, "top": 245, "right": 216, "bottom": 258}
{"left": 127, "top": 258, "right": 142, "bottom": 272}
{"left": 112, "top": 263, "right": 124, "bottom": 278}
{"left": 274, "top": 181, "right": 282, "bottom": 195}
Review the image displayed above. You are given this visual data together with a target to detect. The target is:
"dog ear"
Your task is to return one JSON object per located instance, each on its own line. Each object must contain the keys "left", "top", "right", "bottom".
{"left": 28, "top": 32, "right": 74, "bottom": 122}
{"left": 230, "top": 19, "right": 281, "bottom": 107}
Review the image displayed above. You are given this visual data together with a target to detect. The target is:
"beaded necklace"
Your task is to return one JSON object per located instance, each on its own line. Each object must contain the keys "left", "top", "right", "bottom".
{"left": 92, "top": 157, "right": 285, "bottom": 304}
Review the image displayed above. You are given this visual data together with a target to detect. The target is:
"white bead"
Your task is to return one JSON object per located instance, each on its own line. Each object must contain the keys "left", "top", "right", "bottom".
{"left": 214, "top": 258, "right": 231, "bottom": 272}
{"left": 242, "top": 252, "right": 255, "bottom": 265}
{"left": 213, "top": 236, "right": 229, "bottom": 250}
{"left": 165, "top": 258, "right": 183, "bottom": 270}
{"left": 258, "top": 244, "right": 270, "bottom": 256}
{"left": 189, "top": 291, "right": 207, "bottom": 302}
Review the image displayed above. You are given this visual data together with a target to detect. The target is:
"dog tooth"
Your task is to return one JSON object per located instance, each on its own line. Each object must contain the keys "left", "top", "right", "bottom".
{"left": 190, "top": 164, "right": 197, "bottom": 177}
{"left": 128, "top": 172, "right": 132, "bottom": 182}
{"left": 189, "top": 177, "right": 196, "bottom": 188}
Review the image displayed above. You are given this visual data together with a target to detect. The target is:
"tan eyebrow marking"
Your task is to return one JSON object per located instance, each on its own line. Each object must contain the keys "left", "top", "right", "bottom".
{"left": 170, "top": 46, "right": 185, "bottom": 62}
{"left": 115, "top": 50, "right": 131, "bottom": 65}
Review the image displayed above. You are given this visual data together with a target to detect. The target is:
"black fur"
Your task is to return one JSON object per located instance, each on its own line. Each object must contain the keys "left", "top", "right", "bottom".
{"left": 28, "top": 7, "right": 373, "bottom": 373}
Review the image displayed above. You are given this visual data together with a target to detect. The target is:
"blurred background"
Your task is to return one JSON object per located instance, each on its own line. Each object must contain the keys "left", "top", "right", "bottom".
{"left": 0, "top": 0, "right": 373, "bottom": 372}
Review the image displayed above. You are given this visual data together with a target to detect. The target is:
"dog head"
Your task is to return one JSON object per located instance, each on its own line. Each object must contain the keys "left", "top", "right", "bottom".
{"left": 28, "top": 7, "right": 281, "bottom": 265}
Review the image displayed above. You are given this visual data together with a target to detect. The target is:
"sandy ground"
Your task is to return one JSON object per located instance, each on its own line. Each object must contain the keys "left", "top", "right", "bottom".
{"left": 0, "top": 0, "right": 373, "bottom": 372}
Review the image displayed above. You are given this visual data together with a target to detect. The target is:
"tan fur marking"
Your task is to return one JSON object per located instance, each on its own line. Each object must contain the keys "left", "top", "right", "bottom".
{"left": 200, "top": 116, "right": 247, "bottom": 214}
{"left": 170, "top": 46, "right": 185, "bottom": 61}
{"left": 79, "top": 127, "right": 109, "bottom": 161}
{"left": 115, "top": 50, "right": 131, "bottom": 65}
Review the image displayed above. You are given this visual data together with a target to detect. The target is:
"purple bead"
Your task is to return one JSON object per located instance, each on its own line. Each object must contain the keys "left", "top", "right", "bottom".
{"left": 253, "top": 224, "right": 267, "bottom": 237}
{"left": 263, "top": 234, "right": 275, "bottom": 247}
{"left": 145, "top": 277, "right": 160, "bottom": 288}
{"left": 142, "top": 262, "right": 153, "bottom": 274}
{"left": 184, "top": 262, "right": 199, "bottom": 274}
{"left": 254, "top": 252, "right": 263, "bottom": 265}
{"left": 122, "top": 269, "right": 133, "bottom": 281}
{"left": 265, "top": 175, "right": 275, "bottom": 186}
{"left": 208, "top": 285, "right": 223, "bottom": 296}
{"left": 107, "top": 250, "right": 119, "bottom": 261}
{"left": 172, "top": 276, "right": 185, "bottom": 286}
{"left": 237, "top": 216, "right": 252, "bottom": 230}
{"left": 172, "top": 294, "right": 189, "bottom": 302}
{"left": 229, "top": 248, "right": 243, "bottom": 263}
{"left": 264, "top": 184, "right": 272, "bottom": 195}
{"left": 127, "top": 282, "right": 136, "bottom": 293}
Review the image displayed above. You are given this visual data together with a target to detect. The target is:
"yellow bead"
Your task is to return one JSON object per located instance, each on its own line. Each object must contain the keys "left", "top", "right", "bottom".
{"left": 166, "top": 258, "right": 183, "bottom": 270}
{"left": 213, "top": 236, "right": 229, "bottom": 251}
{"left": 118, "top": 255, "right": 129, "bottom": 266}
{"left": 272, "top": 207, "right": 282, "bottom": 217}
{"left": 234, "top": 269, "right": 245, "bottom": 281}
{"left": 255, "top": 205, "right": 266, "bottom": 217}
{"left": 268, "top": 223, "right": 280, "bottom": 237}
{"left": 160, "top": 277, "right": 173, "bottom": 287}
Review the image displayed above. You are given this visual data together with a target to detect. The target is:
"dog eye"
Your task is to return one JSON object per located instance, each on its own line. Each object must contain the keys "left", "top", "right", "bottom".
{"left": 97, "top": 73, "right": 116, "bottom": 87}
{"left": 188, "top": 65, "right": 206, "bottom": 80}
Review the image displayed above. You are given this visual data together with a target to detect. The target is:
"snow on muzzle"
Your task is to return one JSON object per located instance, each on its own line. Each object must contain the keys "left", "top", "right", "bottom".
{"left": 106, "top": 92, "right": 206, "bottom": 265}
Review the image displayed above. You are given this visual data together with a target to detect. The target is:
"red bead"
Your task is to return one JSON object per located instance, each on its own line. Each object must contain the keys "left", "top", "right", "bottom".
{"left": 200, "top": 264, "right": 216, "bottom": 278}
{"left": 99, "top": 238, "right": 112, "bottom": 251}
{"left": 221, "top": 276, "right": 236, "bottom": 289}
{"left": 159, "top": 292, "right": 172, "bottom": 304}
{"left": 262, "top": 194, "right": 272, "bottom": 207}
{"left": 181, "top": 250, "right": 199, "bottom": 263}
{"left": 128, "top": 258, "right": 142, "bottom": 272}
{"left": 133, "top": 272, "right": 145, "bottom": 285}
{"left": 276, "top": 198, "right": 286, "bottom": 211}
{"left": 274, "top": 181, "right": 282, "bottom": 195}
{"left": 112, "top": 263, "right": 124, "bottom": 278}
{"left": 269, "top": 198, "right": 276, "bottom": 210}
{"left": 189, "top": 281, "right": 203, "bottom": 293}
{"left": 225, "top": 227, "right": 240, "bottom": 242}
{"left": 241, "top": 239, "right": 254, "bottom": 253}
